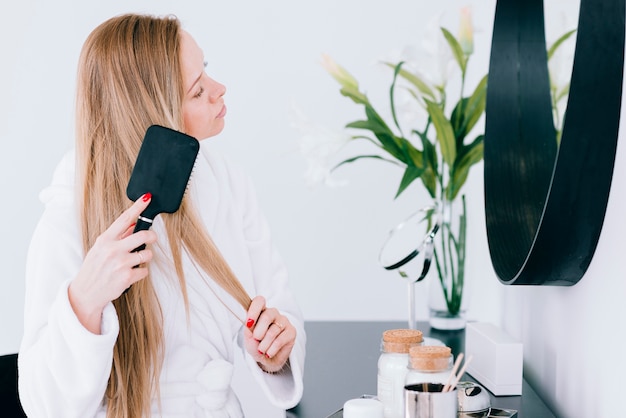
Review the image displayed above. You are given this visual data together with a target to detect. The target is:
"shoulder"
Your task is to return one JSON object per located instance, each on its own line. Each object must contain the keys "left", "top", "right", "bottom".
{"left": 39, "top": 149, "right": 76, "bottom": 208}
{"left": 28, "top": 149, "right": 82, "bottom": 264}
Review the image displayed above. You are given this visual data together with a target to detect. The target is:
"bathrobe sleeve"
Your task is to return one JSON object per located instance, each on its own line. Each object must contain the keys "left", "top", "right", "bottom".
{"left": 18, "top": 152, "right": 117, "bottom": 418}
{"left": 222, "top": 156, "right": 306, "bottom": 410}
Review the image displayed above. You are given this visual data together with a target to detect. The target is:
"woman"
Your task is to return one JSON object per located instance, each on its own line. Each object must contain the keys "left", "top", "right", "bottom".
{"left": 18, "top": 13, "right": 305, "bottom": 418}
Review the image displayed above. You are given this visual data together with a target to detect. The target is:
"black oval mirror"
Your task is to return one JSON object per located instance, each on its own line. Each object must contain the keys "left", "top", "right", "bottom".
{"left": 484, "top": 0, "right": 624, "bottom": 285}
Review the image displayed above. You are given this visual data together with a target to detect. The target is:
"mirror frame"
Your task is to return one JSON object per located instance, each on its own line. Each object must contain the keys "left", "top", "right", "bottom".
{"left": 484, "top": 0, "right": 625, "bottom": 285}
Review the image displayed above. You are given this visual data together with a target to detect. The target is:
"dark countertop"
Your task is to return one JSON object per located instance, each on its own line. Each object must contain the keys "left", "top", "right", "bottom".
{"left": 287, "top": 321, "right": 555, "bottom": 418}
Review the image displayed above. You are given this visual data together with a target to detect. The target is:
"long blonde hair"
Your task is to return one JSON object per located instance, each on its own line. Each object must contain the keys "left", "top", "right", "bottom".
{"left": 75, "top": 14, "right": 252, "bottom": 418}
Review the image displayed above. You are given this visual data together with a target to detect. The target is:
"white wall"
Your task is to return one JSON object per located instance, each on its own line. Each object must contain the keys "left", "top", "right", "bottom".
{"left": 1, "top": 1, "right": 620, "bottom": 417}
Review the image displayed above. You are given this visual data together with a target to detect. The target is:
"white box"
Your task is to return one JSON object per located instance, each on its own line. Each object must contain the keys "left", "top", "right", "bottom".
{"left": 464, "top": 322, "right": 523, "bottom": 396}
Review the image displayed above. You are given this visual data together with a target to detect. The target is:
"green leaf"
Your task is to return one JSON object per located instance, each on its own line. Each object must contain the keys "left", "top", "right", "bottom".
{"left": 421, "top": 170, "right": 438, "bottom": 198}
{"left": 346, "top": 119, "right": 389, "bottom": 136}
{"left": 350, "top": 134, "right": 381, "bottom": 148}
{"left": 348, "top": 106, "right": 394, "bottom": 138}
{"left": 450, "top": 76, "right": 488, "bottom": 142}
{"left": 345, "top": 107, "right": 413, "bottom": 165}
{"left": 400, "top": 138, "right": 424, "bottom": 170}
{"left": 331, "top": 154, "right": 399, "bottom": 172}
{"left": 419, "top": 133, "right": 438, "bottom": 174}
{"left": 448, "top": 137, "right": 484, "bottom": 200}
{"left": 362, "top": 106, "right": 423, "bottom": 166}
{"left": 456, "top": 134, "right": 484, "bottom": 162}
{"left": 450, "top": 97, "right": 465, "bottom": 136}
{"left": 418, "top": 133, "right": 438, "bottom": 198}
{"left": 425, "top": 99, "right": 457, "bottom": 167}
{"left": 364, "top": 107, "right": 404, "bottom": 158}
{"left": 547, "top": 29, "right": 577, "bottom": 60}
{"left": 395, "top": 165, "right": 424, "bottom": 198}
{"left": 383, "top": 62, "right": 436, "bottom": 101}
{"left": 441, "top": 28, "right": 467, "bottom": 73}
{"left": 460, "top": 75, "right": 488, "bottom": 136}
{"left": 390, "top": 62, "right": 405, "bottom": 135}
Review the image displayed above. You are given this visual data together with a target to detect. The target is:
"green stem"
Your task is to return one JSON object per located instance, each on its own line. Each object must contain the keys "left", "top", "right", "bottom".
{"left": 434, "top": 195, "right": 467, "bottom": 315}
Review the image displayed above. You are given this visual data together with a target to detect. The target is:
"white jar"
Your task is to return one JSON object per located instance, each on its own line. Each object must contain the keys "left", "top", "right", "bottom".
{"left": 343, "top": 398, "right": 384, "bottom": 418}
{"left": 405, "top": 345, "right": 453, "bottom": 387}
{"left": 376, "top": 329, "right": 423, "bottom": 418}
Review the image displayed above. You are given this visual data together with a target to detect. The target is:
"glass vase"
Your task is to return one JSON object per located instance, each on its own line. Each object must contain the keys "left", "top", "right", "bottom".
{"left": 428, "top": 277, "right": 467, "bottom": 330}
{"left": 427, "top": 196, "right": 468, "bottom": 331}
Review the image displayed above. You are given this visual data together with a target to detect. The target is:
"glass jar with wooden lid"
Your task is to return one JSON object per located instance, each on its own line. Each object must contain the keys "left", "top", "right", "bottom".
{"left": 377, "top": 329, "right": 423, "bottom": 418}
{"left": 405, "top": 345, "right": 454, "bottom": 387}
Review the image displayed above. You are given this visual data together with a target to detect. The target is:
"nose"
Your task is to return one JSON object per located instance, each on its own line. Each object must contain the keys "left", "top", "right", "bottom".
{"left": 208, "top": 78, "right": 226, "bottom": 102}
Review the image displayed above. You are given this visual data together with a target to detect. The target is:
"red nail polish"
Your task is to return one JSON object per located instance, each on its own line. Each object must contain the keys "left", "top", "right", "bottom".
{"left": 142, "top": 192, "right": 152, "bottom": 202}
{"left": 258, "top": 350, "right": 264, "bottom": 356}
{"left": 265, "top": 353, "right": 271, "bottom": 359}
{"left": 246, "top": 318, "right": 255, "bottom": 328}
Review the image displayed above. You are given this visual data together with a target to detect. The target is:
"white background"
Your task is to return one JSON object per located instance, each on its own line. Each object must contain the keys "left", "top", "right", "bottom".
{"left": 1, "top": 1, "right": 623, "bottom": 417}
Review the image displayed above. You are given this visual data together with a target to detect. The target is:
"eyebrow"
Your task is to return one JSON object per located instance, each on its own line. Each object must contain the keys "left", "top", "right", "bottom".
{"left": 186, "top": 61, "right": 208, "bottom": 95}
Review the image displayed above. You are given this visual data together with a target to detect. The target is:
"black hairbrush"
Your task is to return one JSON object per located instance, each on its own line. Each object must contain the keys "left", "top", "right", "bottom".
{"left": 126, "top": 124, "right": 200, "bottom": 248}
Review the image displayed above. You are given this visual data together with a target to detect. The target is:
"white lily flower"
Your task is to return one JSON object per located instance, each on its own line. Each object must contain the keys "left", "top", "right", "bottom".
{"left": 418, "top": 12, "right": 458, "bottom": 90}
{"left": 379, "top": 44, "right": 422, "bottom": 74}
{"left": 290, "top": 102, "right": 351, "bottom": 187}
{"left": 394, "top": 86, "right": 429, "bottom": 133}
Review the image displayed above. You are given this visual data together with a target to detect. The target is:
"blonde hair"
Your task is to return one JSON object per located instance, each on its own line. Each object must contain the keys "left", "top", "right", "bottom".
{"left": 75, "top": 14, "right": 251, "bottom": 418}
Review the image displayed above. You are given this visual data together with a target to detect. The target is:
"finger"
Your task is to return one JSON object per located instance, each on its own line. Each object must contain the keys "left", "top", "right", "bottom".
{"left": 265, "top": 335, "right": 295, "bottom": 362}
{"left": 116, "top": 265, "right": 150, "bottom": 297}
{"left": 105, "top": 193, "right": 152, "bottom": 239}
{"left": 258, "top": 319, "right": 290, "bottom": 356}
{"left": 252, "top": 307, "right": 280, "bottom": 341}
{"left": 258, "top": 329, "right": 296, "bottom": 372}
{"left": 128, "top": 248, "right": 153, "bottom": 268}
{"left": 245, "top": 296, "right": 266, "bottom": 330}
{"left": 120, "top": 222, "right": 137, "bottom": 239}
{"left": 122, "top": 230, "right": 157, "bottom": 254}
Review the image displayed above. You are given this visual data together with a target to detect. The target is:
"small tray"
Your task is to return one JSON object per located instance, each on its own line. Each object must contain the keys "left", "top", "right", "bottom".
{"left": 326, "top": 407, "right": 517, "bottom": 418}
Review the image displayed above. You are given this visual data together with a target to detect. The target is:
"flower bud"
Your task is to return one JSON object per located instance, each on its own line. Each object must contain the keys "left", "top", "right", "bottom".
{"left": 459, "top": 6, "right": 474, "bottom": 55}
{"left": 321, "top": 53, "right": 360, "bottom": 91}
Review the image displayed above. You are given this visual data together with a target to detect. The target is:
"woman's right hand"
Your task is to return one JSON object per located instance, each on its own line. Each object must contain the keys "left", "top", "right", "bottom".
{"left": 68, "top": 193, "right": 157, "bottom": 334}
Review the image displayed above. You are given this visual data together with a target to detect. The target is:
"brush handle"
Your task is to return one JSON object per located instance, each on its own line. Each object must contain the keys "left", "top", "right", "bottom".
{"left": 123, "top": 215, "right": 154, "bottom": 298}
{"left": 123, "top": 217, "right": 154, "bottom": 295}
{"left": 131, "top": 216, "right": 154, "bottom": 253}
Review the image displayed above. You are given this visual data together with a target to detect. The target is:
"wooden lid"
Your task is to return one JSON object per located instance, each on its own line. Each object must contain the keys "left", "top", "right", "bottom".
{"left": 409, "top": 345, "right": 451, "bottom": 358}
{"left": 381, "top": 329, "right": 423, "bottom": 353}
{"left": 409, "top": 345, "right": 452, "bottom": 371}
{"left": 382, "top": 329, "right": 423, "bottom": 343}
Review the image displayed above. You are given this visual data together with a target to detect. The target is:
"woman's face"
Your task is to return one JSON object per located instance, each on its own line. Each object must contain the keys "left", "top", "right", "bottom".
{"left": 180, "top": 31, "right": 227, "bottom": 140}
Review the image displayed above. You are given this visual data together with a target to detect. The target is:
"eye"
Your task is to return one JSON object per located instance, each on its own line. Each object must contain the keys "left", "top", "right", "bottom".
{"left": 194, "top": 86, "right": 204, "bottom": 99}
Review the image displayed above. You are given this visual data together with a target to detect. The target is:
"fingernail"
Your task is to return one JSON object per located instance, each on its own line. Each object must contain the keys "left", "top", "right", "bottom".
{"left": 257, "top": 350, "right": 264, "bottom": 356}
{"left": 265, "top": 353, "right": 271, "bottom": 359}
{"left": 142, "top": 192, "right": 152, "bottom": 202}
{"left": 130, "top": 222, "right": 136, "bottom": 228}
{"left": 246, "top": 318, "right": 255, "bottom": 328}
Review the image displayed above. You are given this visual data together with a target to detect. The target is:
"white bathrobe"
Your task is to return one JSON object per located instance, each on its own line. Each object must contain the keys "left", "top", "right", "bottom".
{"left": 18, "top": 142, "right": 306, "bottom": 417}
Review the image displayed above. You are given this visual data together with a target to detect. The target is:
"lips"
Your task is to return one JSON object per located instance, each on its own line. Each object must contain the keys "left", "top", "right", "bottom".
{"left": 216, "top": 104, "right": 227, "bottom": 118}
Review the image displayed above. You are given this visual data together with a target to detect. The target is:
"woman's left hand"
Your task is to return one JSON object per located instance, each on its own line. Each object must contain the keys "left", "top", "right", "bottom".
{"left": 243, "top": 296, "right": 296, "bottom": 373}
